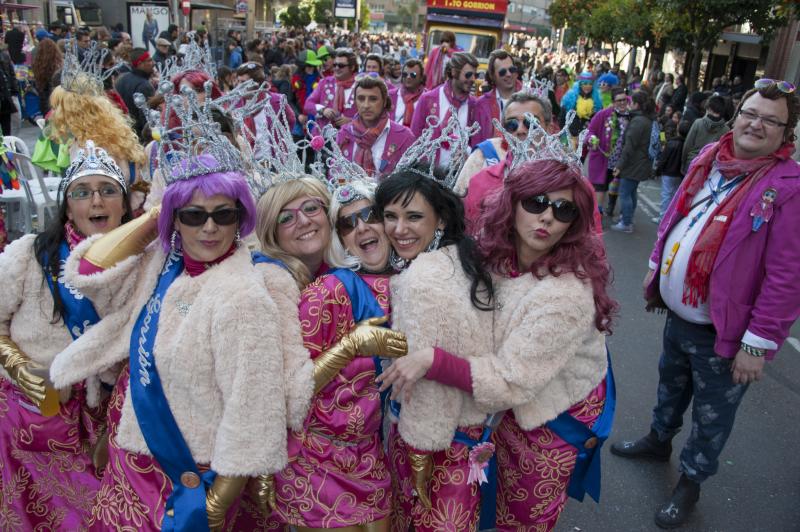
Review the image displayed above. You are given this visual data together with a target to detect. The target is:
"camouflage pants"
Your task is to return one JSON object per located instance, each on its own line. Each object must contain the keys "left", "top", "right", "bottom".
{"left": 651, "top": 311, "right": 749, "bottom": 483}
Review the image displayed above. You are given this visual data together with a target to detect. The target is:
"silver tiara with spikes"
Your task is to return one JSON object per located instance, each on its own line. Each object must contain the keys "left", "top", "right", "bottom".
{"left": 521, "top": 72, "right": 554, "bottom": 100}
{"left": 157, "top": 32, "right": 217, "bottom": 81}
{"left": 393, "top": 107, "right": 480, "bottom": 190}
{"left": 494, "top": 110, "right": 588, "bottom": 174}
{"left": 61, "top": 40, "right": 114, "bottom": 96}
{"left": 136, "top": 80, "right": 243, "bottom": 186}
{"left": 316, "top": 124, "right": 375, "bottom": 204}
{"left": 232, "top": 83, "right": 323, "bottom": 195}
{"left": 59, "top": 140, "right": 126, "bottom": 199}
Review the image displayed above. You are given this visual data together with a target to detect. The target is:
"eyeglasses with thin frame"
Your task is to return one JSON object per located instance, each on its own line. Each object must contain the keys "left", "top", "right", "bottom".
{"left": 277, "top": 199, "right": 325, "bottom": 227}
{"left": 66, "top": 184, "right": 123, "bottom": 201}
{"left": 754, "top": 78, "right": 795, "bottom": 94}
{"left": 497, "top": 66, "right": 518, "bottom": 77}
{"left": 176, "top": 207, "right": 240, "bottom": 227}
{"left": 336, "top": 205, "right": 382, "bottom": 236}
{"left": 520, "top": 195, "right": 579, "bottom": 223}
{"left": 738, "top": 108, "right": 788, "bottom": 129}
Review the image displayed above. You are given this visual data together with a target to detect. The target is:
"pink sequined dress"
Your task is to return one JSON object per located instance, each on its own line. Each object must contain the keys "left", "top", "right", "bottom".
{"left": 270, "top": 272, "right": 393, "bottom": 529}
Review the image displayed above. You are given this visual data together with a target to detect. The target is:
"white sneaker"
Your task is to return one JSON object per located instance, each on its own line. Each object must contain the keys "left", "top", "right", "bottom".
{"left": 651, "top": 216, "right": 661, "bottom": 224}
{"left": 611, "top": 222, "right": 634, "bottom": 233}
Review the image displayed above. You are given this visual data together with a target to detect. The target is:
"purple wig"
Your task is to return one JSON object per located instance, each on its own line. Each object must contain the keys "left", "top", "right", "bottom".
{"left": 158, "top": 155, "right": 257, "bottom": 252}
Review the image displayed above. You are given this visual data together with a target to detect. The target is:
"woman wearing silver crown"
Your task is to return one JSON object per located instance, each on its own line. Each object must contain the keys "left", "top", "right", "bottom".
{"left": 260, "top": 176, "right": 408, "bottom": 532}
{"left": 48, "top": 135, "right": 315, "bottom": 529}
{"left": 370, "top": 165, "right": 497, "bottom": 532}
{"left": 0, "top": 141, "right": 131, "bottom": 529}
{"left": 378, "top": 149, "right": 618, "bottom": 530}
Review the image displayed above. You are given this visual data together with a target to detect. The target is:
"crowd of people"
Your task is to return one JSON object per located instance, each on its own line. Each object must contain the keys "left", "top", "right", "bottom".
{"left": 0, "top": 17, "right": 798, "bottom": 532}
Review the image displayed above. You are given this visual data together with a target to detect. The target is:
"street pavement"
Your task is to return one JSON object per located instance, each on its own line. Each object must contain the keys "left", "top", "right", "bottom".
{"left": 556, "top": 181, "right": 800, "bottom": 532}
{"left": 8, "top": 123, "right": 800, "bottom": 532}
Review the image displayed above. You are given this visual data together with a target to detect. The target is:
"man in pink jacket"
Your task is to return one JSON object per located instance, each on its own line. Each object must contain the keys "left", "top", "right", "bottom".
{"left": 473, "top": 49, "right": 519, "bottom": 144}
{"left": 304, "top": 48, "right": 358, "bottom": 131}
{"left": 611, "top": 81, "right": 800, "bottom": 529}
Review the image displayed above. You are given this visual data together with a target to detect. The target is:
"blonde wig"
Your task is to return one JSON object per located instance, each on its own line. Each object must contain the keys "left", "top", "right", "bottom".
{"left": 328, "top": 179, "right": 377, "bottom": 272}
{"left": 256, "top": 177, "right": 350, "bottom": 288}
{"left": 48, "top": 77, "right": 146, "bottom": 166}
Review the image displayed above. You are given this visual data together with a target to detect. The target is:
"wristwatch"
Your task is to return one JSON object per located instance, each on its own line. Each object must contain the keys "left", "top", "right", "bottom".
{"left": 740, "top": 342, "right": 766, "bottom": 357}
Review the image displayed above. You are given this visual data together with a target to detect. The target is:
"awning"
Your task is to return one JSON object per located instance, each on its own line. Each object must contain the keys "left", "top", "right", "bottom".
{"left": 191, "top": 1, "right": 235, "bottom": 10}
{"left": 0, "top": 2, "right": 40, "bottom": 10}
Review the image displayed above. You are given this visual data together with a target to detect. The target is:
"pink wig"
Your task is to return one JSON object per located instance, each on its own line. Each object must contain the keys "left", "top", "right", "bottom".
{"left": 477, "top": 159, "right": 618, "bottom": 333}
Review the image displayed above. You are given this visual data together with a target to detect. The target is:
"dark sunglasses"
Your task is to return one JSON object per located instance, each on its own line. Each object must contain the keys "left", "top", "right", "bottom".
{"left": 401, "top": 71, "right": 418, "bottom": 79}
{"left": 336, "top": 206, "right": 381, "bottom": 236}
{"left": 520, "top": 195, "right": 579, "bottom": 223}
{"left": 333, "top": 62, "right": 350, "bottom": 69}
{"left": 177, "top": 207, "right": 240, "bottom": 227}
{"left": 503, "top": 117, "right": 533, "bottom": 132}
{"left": 463, "top": 71, "right": 475, "bottom": 79}
{"left": 497, "top": 66, "right": 518, "bottom": 77}
{"left": 754, "top": 78, "right": 795, "bottom": 94}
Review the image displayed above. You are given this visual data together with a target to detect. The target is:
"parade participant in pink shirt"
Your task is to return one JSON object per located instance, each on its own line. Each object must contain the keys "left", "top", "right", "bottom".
{"left": 474, "top": 49, "right": 520, "bottom": 143}
{"left": 304, "top": 48, "right": 358, "bottom": 130}
{"left": 411, "top": 52, "right": 480, "bottom": 165}
{"left": 389, "top": 59, "right": 425, "bottom": 128}
{"left": 424, "top": 31, "right": 459, "bottom": 90}
{"left": 337, "top": 76, "right": 415, "bottom": 179}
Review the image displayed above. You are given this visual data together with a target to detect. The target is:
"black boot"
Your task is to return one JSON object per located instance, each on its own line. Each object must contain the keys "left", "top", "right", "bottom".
{"left": 654, "top": 474, "right": 701, "bottom": 529}
{"left": 610, "top": 429, "right": 672, "bottom": 462}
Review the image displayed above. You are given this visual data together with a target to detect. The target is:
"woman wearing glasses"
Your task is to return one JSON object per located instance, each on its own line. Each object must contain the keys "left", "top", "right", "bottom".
{"left": 0, "top": 141, "right": 130, "bottom": 529}
{"left": 265, "top": 177, "right": 408, "bottom": 532}
{"left": 371, "top": 168, "right": 496, "bottom": 531}
{"left": 50, "top": 150, "right": 313, "bottom": 530}
{"left": 378, "top": 159, "right": 617, "bottom": 530}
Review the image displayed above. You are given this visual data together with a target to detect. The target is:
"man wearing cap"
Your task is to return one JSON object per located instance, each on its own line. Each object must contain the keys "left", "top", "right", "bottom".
{"left": 337, "top": 76, "right": 415, "bottom": 179}
{"left": 114, "top": 48, "right": 155, "bottom": 138}
{"left": 153, "top": 38, "right": 172, "bottom": 68}
{"left": 388, "top": 59, "right": 424, "bottom": 129}
{"left": 292, "top": 49, "right": 322, "bottom": 130}
{"left": 305, "top": 48, "right": 358, "bottom": 130}
{"left": 317, "top": 45, "right": 334, "bottom": 77}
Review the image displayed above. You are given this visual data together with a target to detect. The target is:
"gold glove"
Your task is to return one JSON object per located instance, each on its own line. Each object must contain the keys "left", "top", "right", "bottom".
{"left": 0, "top": 335, "right": 59, "bottom": 415}
{"left": 347, "top": 317, "right": 408, "bottom": 359}
{"left": 251, "top": 474, "right": 277, "bottom": 514}
{"left": 312, "top": 318, "right": 407, "bottom": 393}
{"left": 408, "top": 451, "right": 433, "bottom": 509}
{"left": 92, "top": 429, "right": 110, "bottom": 471}
{"left": 83, "top": 206, "right": 161, "bottom": 269}
{"left": 206, "top": 475, "right": 247, "bottom": 531}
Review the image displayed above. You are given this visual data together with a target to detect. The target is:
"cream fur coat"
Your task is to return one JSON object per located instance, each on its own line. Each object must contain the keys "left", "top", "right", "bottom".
{"left": 50, "top": 238, "right": 314, "bottom": 477}
{"left": 0, "top": 235, "right": 103, "bottom": 406}
{"left": 389, "top": 245, "right": 494, "bottom": 451}
{"left": 471, "top": 272, "right": 608, "bottom": 431}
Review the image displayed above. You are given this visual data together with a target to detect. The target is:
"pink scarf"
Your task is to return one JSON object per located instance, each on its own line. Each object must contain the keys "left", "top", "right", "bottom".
{"left": 400, "top": 86, "right": 423, "bottom": 127}
{"left": 431, "top": 82, "right": 469, "bottom": 148}
{"left": 63, "top": 221, "right": 85, "bottom": 250}
{"left": 351, "top": 112, "right": 389, "bottom": 176}
{"left": 333, "top": 76, "right": 356, "bottom": 114}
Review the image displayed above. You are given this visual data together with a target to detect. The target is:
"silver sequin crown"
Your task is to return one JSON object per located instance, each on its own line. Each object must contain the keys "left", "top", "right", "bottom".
{"left": 60, "top": 140, "right": 126, "bottom": 198}
{"left": 495, "top": 110, "right": 588, "bottom": 174}
{"left": 61, "top": 41, "right": 115, "bottom": 96}
{"left": 156, "top": 32, "right": 217, "bottom": 81}
{"left": 393, "top": 107, "right": 480, "bottom": 190}
{"left": 315, "top": 124, "right": 374, "bottom": 204}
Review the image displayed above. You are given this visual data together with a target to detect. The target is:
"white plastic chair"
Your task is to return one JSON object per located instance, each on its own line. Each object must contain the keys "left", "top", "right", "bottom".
{"left": 13, "top": 152, "right": 58, "bottom": 230}
{"left": 2, "top": 135, "right": 60, "bottom": 193}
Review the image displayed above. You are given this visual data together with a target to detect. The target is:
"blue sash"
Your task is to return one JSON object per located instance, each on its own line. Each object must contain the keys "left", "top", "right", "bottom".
{"left": 250, "top": 250, "right": 289, "bottom": 271}
{"left": 545, "top": 349, "right": 616, "bottom": 503}
{"left": 476, "top": 140, "right": 500, "bottom": 167}
{"left": 43, "top": 241, "right": 101, "bottom": 340}
{"left": 329, "top": 268, "right": 391, "bottom": 426}
{"left": 129, "top": 252, "right": 215, "bottom": 532}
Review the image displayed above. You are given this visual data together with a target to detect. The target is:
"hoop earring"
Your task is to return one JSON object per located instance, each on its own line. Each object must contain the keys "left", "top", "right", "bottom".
{"left": 170, "top": 230, "right": 179, "bottom": 251}
{"left": 425, "top": 228, "right": 444, "bottom": 253}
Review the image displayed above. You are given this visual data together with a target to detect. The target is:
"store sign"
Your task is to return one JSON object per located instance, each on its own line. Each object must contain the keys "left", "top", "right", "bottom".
{"left": 426, "top": 0, "right": 508, "bottom": 15}
{"left": 334, "top": 0, "right": 357, "bottom": 19}
{"left": 129, "top": 3, "right": 171, "bottom": 49}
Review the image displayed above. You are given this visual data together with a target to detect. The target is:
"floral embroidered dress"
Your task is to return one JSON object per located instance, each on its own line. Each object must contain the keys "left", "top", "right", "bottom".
{"left": 0, "top": 234, "right": 106, "bottom": 531}
{"left": 270, "top": 272, "right": 393, "bottom": 528}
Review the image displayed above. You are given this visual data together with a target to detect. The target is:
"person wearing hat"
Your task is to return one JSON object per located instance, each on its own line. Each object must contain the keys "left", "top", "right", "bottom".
{"left": 317, "top": 45, "right": 334, "bottom": 77}
{"left": 0, "top": 140, "right": 131, "bottom": 529}
{"left": 153, "top": 37, "right": 172, "bottom": 68}
{"left": 559, "top": 71, "right": 602, "bottom": 137}
{"left": 292, "top": 49, "right": 322, "bottom": 129}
